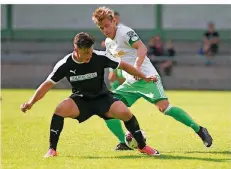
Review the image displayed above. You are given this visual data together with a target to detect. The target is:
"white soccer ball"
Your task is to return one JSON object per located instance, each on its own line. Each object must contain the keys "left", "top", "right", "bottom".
{"left": 124, "top": 130, "right": 146, "bottom": 149}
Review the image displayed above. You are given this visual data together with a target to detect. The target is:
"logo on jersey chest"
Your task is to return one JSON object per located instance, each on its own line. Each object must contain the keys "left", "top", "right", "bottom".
{"left": 107, "top": 41, "right": 125, "bottom": 58}
{"left": 70, "top": 72, "right": 97, "bottom": 82}
{"left": 114, "top": 50, "right": 125, "bottom": 57}
{"left": 70, "top": 69, "right": 76, "bottom": 74}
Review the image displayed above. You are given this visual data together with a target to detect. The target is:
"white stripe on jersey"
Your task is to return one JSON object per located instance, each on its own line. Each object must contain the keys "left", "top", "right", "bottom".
{"left": 93, "top": 50, "right": 121, "bottom": 69}
{"left": 46, "top": 53, "right": 70, "bottom": 83}
{"left": 47, "top": 78, "right": 57, "bottom": 84}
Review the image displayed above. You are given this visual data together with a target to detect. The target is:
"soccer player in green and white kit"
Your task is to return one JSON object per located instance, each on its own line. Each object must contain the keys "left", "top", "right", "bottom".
{"left": 92, "top": 7, "right": 213, "bottom": 150}
{"left": 107, "top": 11, "right": 126, "bottom": 91}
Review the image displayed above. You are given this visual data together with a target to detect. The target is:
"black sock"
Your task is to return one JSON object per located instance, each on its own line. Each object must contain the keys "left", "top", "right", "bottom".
{"left": 123, "top": 115, "right": 146, "bottom": 149}
{"left": 49, "top": 114, "right": 64, "bottom": 151}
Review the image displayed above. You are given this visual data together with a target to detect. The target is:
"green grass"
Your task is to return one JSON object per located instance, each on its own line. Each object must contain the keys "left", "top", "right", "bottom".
{"left": 1, "top": 89, "right": 231, "bottom": 169}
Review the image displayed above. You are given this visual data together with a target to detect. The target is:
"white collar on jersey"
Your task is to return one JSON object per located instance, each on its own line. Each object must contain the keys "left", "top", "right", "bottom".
{"left": 72, "top": 52, "right": 84, "bottom": 64}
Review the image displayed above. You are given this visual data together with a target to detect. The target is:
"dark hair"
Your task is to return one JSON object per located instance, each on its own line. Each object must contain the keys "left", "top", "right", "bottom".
{"left": 114, "top": 11, "right": 120, "bottom": 16}
{"left": 73, "top": 32, "right": 95, "bottom": 49}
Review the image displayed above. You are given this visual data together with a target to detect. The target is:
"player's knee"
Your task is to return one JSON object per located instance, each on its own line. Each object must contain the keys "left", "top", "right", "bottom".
{"left": 114, "top": 109, "right": 132, "bottom": 121}
{"left": 121, "top": 110, "right": 133, "bottom": 121}
{"left": 156, "top": 100, "right": 170, "bottom": 113}
{"left": 160, "top": 104, "right": 169, "bottom": 113}
{"left": 54, "top": 105, "right": 65, "bottom": 117}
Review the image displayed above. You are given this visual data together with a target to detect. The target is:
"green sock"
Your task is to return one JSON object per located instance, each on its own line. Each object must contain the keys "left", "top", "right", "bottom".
{"left": 165, "top": 106, "right": 200, "bottom": 132}
{"left": 105, "top": 119, "right": 125, "bottom": 143}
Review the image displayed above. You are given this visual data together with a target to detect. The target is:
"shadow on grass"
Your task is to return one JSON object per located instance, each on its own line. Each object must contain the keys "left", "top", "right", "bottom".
{"left": 60, "top": 154, "right": 230, "bottom": 163}
{"left": 183, "top": 151, "right": 231, "bottom": 155}
{"left": 162, "top": 150, "right": 231, "bottom": 156}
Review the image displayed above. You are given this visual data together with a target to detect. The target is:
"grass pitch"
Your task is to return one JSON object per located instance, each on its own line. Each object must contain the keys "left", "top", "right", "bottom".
{"left": 1, "top": 89, "right": 231, "bottom": 169}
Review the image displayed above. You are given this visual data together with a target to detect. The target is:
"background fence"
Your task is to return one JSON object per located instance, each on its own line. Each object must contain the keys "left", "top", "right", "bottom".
{"left": 1, "top": 4, "right": 231, "bottom": 90}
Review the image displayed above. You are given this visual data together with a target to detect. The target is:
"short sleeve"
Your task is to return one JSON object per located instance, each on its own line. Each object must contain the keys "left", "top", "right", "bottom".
{"left": 105, "top": 53, "right": 121, "bottom": 69}
{"left": 123, "top": 29, "right": 140, "bottom": 46}
{"left": 46, "top": 59, "right": 67, "bottom": 84}
{"left": 93, "top": 50, "right": 121, "bottom": 69}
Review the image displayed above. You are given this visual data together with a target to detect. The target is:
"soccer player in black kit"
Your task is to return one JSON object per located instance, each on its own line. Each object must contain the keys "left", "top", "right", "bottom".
{"left": 20, "top": 32, "right": 160, "bottom": 157}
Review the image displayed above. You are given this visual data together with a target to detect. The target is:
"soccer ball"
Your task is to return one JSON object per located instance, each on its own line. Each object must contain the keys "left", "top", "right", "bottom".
{"left": 124, "top": 130, "right": 146, "bottom": 149}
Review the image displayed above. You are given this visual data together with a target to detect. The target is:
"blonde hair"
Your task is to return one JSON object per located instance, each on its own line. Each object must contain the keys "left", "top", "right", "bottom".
{"left": 92, "top": 6, "right": 114, "bottom": 24}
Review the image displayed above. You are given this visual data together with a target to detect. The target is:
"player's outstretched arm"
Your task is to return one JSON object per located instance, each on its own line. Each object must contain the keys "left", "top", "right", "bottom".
{"left": 20, "top": 80, "right": 55, "bottom": 113}
{"left": 131, "top": 40, "right": 147, "bottom": 80}
{"left": 119, "top": 61, "right": 157, "bottom": 82}
{"left": 132, "top": 40, "right": 147, "bottom": 68}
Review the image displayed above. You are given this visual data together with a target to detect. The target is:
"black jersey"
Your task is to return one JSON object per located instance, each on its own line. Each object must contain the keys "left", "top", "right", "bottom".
{"left": 47, "top": 50, "right": 121, "bottom": 99}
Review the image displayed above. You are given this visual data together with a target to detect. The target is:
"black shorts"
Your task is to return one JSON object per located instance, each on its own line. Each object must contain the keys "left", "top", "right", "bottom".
{"left": 69, "top": 94, "right": 119, "bottom": 123}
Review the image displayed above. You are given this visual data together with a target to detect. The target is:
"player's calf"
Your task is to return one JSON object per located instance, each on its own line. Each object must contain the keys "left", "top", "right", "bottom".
{"left": 49, "top": 114, "right": 64, "bottom": 152}
{"left": 123, "top": 115, "right": 146, "bottom": 149}
{"left": 156, "top": 99, "right": 213, "bottom": 147}
{"left": 123, "top": 115, "right": 160, "bottom": 156}
{"left": 156, "top": 100, "right": 201, "bottom": 132}
{"left": 107, "top": 101, "right": 146, "bottom": 149}
{"left": 47, "top": 98, "right": 80, "bottom": 154}
{"left": 108, "top": 101, "right": 160, "bottom": 154}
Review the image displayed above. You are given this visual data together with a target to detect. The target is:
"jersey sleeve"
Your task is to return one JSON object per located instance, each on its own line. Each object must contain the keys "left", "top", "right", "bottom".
{"left": 104, "top": 53, "right": 121, "bottom": 69}
{"left": 93, "top": 50, "right": 121, "bottom": 69}
{"left": 46, "top": 59, "right": 67, "bottom": 84}
{"left": 122, "top": 27, "right": 140, "bottom": 46}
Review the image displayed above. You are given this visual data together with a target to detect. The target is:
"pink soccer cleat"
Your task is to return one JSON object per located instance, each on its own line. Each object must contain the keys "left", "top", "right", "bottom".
{"left": 44, "top": 148, "right": 57, "bottom": 158}
{"left": 138, "top": 145, "right": 160, "bottom": 156}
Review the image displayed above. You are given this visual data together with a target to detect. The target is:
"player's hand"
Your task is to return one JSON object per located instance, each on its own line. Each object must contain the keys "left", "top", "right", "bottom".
{"left": 134, "top": 66, "right": 142, "bottom": 80}
{"left": 144, "top": 76, "right": 158, "bottom": 83}
{"left": 20, "top": 102, "right": 33, "bottom": 113}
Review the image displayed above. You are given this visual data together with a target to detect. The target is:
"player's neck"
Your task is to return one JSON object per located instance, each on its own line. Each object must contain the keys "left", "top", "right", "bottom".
{"left": 109, "top": 27, "right": 117, "bottom": 40}
{"left": 72, "top": 52, "right": 84, "bottom": 64}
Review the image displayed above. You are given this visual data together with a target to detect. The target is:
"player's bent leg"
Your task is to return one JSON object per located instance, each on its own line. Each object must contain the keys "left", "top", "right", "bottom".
{"left": 105, "top": 101, "right": 133, "bottom": 150}
{"left": 44, "top": 98, "right": 80, "bottom": 158}
{"left": 104, "top": 119, "right": 128, "bottom": 149}
{"left": 106, "top": 101, "right": 160, "bottom": 156}
{"left": 139, "top": 76, "right": 212, "bottom": 147}
{"left": 156, "top": 99, "right": 213, "bottom": 147}
{"left": 156, "top": 99, "right": 200, "bottom": 131}
{"left": 104, "top": 84, "right": 140, "bottom": 150}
